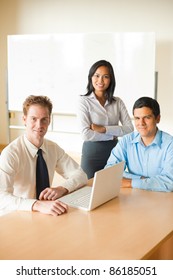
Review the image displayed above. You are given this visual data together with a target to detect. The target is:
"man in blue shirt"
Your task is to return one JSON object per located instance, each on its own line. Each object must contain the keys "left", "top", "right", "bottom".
{"left": 106, "top": 96, "right": 173, "bottom": 192}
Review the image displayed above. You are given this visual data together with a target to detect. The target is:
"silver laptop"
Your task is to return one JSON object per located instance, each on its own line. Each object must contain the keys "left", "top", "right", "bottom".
{"left": 59, "top": 161, "right": 124, "bottom": 211}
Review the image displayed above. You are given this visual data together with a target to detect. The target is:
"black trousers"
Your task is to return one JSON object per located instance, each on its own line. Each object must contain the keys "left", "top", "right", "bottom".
{"left": 81, "top": 139, "right": 118, "bottom": 179}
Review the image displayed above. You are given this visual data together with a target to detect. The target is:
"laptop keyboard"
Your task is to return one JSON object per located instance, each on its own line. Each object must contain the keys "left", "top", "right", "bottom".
{"left": 59, "top": 187, "right": 91, "bottom": 208}
{"left": 72, "top": 193, "right": 91, "bottom": 207}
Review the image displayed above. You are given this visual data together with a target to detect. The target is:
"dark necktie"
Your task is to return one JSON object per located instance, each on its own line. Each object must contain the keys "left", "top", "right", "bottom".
{"left": 36, "top": 149, "right": 50, "bottom": 199}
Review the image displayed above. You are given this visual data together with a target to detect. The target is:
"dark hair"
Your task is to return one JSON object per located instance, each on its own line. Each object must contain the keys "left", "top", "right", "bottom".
{"left": 84, "top": 60, "right": 116, "bottom": 103}
{"left": 23, "top": 95, "right": 53, "bottom": 116}
{"left": 132, "top": 97, "right": 160, "bottom": 118}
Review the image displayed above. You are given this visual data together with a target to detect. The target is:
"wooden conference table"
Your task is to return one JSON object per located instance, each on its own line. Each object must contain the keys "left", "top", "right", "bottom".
{"left": 0, "top": 187, "right": 173, "bottom": 260}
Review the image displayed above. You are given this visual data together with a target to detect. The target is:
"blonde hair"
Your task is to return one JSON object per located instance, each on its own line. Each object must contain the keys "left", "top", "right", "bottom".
{"left": 23, "top": 95, "right": 53, "bottom": 116}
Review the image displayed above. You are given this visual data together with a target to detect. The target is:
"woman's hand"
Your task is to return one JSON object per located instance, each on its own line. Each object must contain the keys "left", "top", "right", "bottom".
{"left": 90, "top": 123, "right": 106, "bottom": 133}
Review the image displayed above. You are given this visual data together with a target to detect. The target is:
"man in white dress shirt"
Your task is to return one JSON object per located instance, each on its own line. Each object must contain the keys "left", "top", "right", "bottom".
{"left": 0, "top": 95, "right": 87, "bottom": 216}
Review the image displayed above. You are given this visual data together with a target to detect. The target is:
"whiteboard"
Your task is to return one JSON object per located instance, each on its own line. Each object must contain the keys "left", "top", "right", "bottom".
{"left": 7, "top": 33, "right": 155, "bottom": 115}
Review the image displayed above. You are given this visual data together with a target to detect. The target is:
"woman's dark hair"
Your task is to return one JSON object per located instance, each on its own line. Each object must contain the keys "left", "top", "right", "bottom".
{"left": 132, "top": 96, "right": 160, "bottom": 118}
{"left": 84, "top": 60, "right": 116, "bottom": 103}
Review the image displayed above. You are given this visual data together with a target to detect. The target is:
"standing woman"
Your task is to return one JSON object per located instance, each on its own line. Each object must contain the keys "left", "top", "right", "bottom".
{"left": 77, "top": 60, "right": 134, "bottom": 179}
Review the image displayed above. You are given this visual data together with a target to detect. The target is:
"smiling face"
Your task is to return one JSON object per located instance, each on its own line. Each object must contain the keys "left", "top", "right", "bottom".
{"left": 134, "top": 106, "right": 160, "bottom": 145}
{"left": 23, "top": 104, "right": 50, "bottom": 148}
{"left": 91, "top": 66, "right": 111, "bottom": 96}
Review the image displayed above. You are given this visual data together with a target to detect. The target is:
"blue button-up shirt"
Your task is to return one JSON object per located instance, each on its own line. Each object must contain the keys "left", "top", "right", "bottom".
{"left": 106, "top": 130, "right": 173, "bottom": 192}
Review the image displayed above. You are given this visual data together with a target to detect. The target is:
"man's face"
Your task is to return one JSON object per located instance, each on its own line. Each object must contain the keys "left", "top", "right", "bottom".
{"left": 133, "top": 106, "right": 160, "bottom": 140}
{"left": 23, "top": 105, "right": 50, "bottom": 146}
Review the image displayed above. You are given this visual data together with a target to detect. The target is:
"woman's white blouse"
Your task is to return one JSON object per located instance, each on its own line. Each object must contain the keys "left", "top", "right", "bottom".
{"left": 77, "top": 92, "right": 134, "bottom": 141}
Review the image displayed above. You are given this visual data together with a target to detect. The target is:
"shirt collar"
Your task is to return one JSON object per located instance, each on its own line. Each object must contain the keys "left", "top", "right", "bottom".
{"left": 152, "top": 129, "right": 162, "bottom": 148}
{"left": 23, "top": 135, "right": 47, "bottom": 158}
{"left": 89, "top": 92, "right": 109, "bottom": 106}
{"left": 132, "top": 129, "right": 162, "bottom": 148}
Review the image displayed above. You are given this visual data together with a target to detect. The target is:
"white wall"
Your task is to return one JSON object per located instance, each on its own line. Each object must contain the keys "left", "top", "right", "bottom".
{"left": 0, "top": 0, "right": 173, "bottom": 146}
